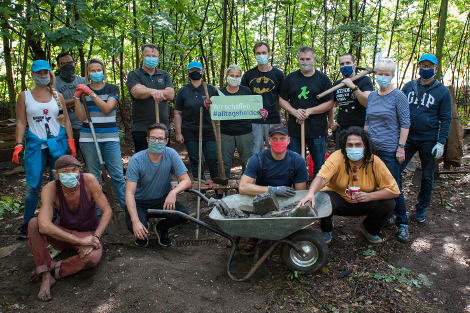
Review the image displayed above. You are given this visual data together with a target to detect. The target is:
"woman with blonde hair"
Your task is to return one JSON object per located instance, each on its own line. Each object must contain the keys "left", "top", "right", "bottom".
{"left": 73, "top": 58, "right": 126, "bottom": 211}
{"left": 13, "top": 60, "right": 75, "bottom": 239}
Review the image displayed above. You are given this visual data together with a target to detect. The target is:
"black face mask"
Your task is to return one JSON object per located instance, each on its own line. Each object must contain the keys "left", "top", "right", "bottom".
{"left": 188, "top": 71, "right": 203, "bottom": 80}
{"left": 59, "top": 64, "right": 76, "bottom": 83}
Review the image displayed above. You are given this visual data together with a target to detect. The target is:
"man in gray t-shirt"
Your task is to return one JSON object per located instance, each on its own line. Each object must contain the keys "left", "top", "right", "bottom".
{"left": 127, "top": 44, "right": 175, "bottom": 152}
{"left": 125, "top": 123, "right": 190, "bottom": 248}
{"left": 53, "top": 52, "right": 86, "bottom": 156}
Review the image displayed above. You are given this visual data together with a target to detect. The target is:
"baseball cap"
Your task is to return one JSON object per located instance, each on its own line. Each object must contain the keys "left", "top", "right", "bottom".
{"left": 55, "top": 155, "right": 81, "bottom": 170}
{"left": 188, "top": 61, "right": 203, "bottom": 70}
{"left": 268, "top": 124, "right": 289, "bottom": 136}
{"left": 31, "top": 60, "right": 52, "bottom": 73}
{"left": 418, "top": 54, "right": 437, "bottom": 65}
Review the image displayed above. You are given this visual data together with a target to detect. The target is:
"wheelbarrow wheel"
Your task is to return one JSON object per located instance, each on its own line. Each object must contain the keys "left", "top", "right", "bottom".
{"left": 281, "top": 230, "right": 328, "bottom": 274}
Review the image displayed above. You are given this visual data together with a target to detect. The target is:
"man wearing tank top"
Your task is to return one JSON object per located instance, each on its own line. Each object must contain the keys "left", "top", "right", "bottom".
{"left": 54, "top": 52, "right": 86, "bottom": 158}
{"left": 27, "top": 155, "right": 112, "bottom": 301}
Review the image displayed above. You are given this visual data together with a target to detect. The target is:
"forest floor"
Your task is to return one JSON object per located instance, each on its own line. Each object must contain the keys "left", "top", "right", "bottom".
{"left": 0, "top": 131, "right": 469, "bottom": 313}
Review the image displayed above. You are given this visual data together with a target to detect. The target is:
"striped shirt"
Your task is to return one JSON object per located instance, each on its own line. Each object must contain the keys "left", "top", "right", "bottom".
{"left": 80, "top": 83, "right": 120, "bottom": 142}
{"left": 365, "top": 88, "right": 410, "bottom": 152}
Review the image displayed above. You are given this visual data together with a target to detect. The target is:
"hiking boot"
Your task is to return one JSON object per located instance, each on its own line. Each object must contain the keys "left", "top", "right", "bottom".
{"left": 359, "top": 222, "right": 383, "bottom": 243}
{"left": 244, "top": 238, "right": 259, "bottom": 251}
{"left": 414, "top": 213, "right": 425, "bottom": 223}
{"left": 321, "top": 231, "right": 332, "bottom": 244}
{"left": 16, "top": 223, "right": 28, "bottom": 239}
{"left": 397, "top": 224, "right": 409, "bottom": 243}
{"left": 154, "top": 227, "right": 171, "bottom": 247}
{"left": 135, "top": 238, "right": 148, "bottom": 248}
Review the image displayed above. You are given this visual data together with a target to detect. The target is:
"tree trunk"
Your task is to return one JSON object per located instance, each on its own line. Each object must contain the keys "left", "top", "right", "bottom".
{"left": 2, "top": 23, "right": 16, "bottom": 118}
{"left": 435, "top": 0, "right": 448, "bottom": 81}
{"left": 387, "top": 0, "right": 400, "bottom": 57}
{"left": 372, "top": 0, "right": 382, "bottom": 69}
{"left": 119, "top": 36, "right": 129, "bottom": 133}
{"left": 219, "top": 0, "right": 228, "bottom": 88}
{"left": 21, "top": 0, "right": 32, "bottom": 91}
{"left": 74, "top": 7, "right": 85, "bottom": 76}
{"left": 133, "top": 0, "right": 140, "bottom": 69}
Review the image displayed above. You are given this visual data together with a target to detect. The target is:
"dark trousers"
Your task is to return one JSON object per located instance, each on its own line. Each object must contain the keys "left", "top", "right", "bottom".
{"left": 125, "top": 195, "right": 188, "bottom": 233}
{"left": 132, "top": 131, "right": 171, "bottom": 153}
{"left": 320, "top": 191, "right": 395, "bottom": 236}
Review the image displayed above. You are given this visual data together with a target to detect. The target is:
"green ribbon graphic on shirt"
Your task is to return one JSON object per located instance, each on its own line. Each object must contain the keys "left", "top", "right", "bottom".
{"left": 298, "top": 86, "right": 309, "bottom": 99}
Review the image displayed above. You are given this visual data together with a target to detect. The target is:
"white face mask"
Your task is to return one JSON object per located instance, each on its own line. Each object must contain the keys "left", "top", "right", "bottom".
{"left": 227, "top": 76, "right": 241, "bottom": 87}
{"left": 256, "top": 55, "right": 268, "bottom": 65}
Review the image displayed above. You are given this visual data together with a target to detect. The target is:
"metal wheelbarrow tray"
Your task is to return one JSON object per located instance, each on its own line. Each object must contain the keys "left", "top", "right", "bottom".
{"left": 148, "top": 190, "right": 332, "bottom": 281}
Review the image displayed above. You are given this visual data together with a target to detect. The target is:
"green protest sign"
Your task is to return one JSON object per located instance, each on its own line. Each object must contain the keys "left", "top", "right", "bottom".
{"left": 210, "top": 92, "right": 263, "bottom": 120}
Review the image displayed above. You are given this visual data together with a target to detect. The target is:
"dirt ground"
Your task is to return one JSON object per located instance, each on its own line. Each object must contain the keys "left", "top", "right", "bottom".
{"left": 0, "top": 132, "right": 469, "bottom": 313}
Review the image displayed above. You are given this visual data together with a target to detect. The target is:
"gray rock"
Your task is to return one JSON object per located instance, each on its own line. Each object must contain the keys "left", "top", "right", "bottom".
{"left": 252, "top": 190, "right": 279, "bottom": 215}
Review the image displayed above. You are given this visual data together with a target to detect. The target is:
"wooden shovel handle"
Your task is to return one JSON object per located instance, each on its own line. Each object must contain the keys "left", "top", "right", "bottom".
{"left": 316, "top": 69, "right": 374, "bottom": 99}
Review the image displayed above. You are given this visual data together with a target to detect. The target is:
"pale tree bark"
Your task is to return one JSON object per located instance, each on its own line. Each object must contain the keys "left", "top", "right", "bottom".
{"left": 2, "top": 23, "right": 17, "bottom": 118}
{"left": 435, "top": 0, "right": 448, "bottom": 81}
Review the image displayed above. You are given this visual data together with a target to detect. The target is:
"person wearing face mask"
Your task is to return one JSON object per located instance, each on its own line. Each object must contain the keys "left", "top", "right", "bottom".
{"left": 239, "top": 125, "right": 308, "bottom": 250}
{"left": 54, "top": 52, "right": 87, "bottom": 158}
{"left": 365, "top": 58, "right": 410, "bottom": 243}
{"left": 279, "top": 46, "right": 334, "bottom": 178}
{"left": 174, "top": 61, "right": 219, "bottom": 185}
{"left": 127, "top": 44, "right": 175, "bottom": 152}
{"left": 27, "top": 155, "right": 112, "bottom": 301}
{"left": 330, "top": 53, "right": 374, "bottom": 149}
{"left": 73, "top": 58, "right": 126, "bottom": 212}
{"left": 218, "top": 64, "right": 255, "bottom": 177}
{"left": 125, "top": 124, "right": 191, "bottom": 248}
{"left": 399, "top": 54, "right": 452, "bottom": 224}
{"left": 298, "top": 127, "right": 400, "bottom": 244}
{"left": 240, "top": 41, "right": 285, "bottom": 154}
{"left": 13, "top": 60, "right": 75, "bottom": 239}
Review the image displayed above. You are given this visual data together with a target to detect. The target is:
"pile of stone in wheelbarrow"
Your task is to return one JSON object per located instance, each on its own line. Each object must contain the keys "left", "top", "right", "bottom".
{"left": 210, "top": 189, "right": 317, "bottom": 219}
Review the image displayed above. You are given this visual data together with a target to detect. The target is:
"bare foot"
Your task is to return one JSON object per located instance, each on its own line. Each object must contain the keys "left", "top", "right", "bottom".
{"left": 29, "top": 261, "right": 57, "bottom": 283}
{"left": 37, "top": 272, "right": 55, "bottom": 302}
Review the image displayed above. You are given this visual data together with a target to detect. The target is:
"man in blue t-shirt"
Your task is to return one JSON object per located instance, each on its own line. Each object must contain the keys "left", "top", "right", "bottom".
{"left": 239, "top": 124, "right": 309, "bottom": 249}
{"left": 125, "top": 123, "right": 191, "bottom": 248}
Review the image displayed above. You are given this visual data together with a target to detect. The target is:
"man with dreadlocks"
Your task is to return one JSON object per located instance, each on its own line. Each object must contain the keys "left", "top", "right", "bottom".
{"left": 298, "top": 126, "right": 400, "bottom": 244}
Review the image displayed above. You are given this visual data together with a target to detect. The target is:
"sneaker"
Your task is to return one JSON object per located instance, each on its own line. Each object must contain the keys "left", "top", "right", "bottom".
{"left": 321, "top": 231, "right": 332, "bottom": 244}
{"left": 135, "top": 238, "right": 148, "bottom": 248}
{"left": 359, "top": 222, "right": 383, "bottom": 243}
{"left": 414, "top": 213, "right": 425, "bottom": 223}
{"left": 244, "top": 238, "right": 259, "bottom": 251}
{"left": 397, "top": 224, "right": 409, "bottom": 243}
{"left": 154, "top": 227, "right": 172, "bottom": 247}
{"left": 387, "top": 216, "right": 395, "bottom": 227}
{"left": 16, "top": 223, "right": 28, "bottom": 239}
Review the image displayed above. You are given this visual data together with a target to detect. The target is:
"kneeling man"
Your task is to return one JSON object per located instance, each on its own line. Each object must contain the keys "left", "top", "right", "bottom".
{"left": 298, "top": 126, "right": 400, "bottom": 244}
{"left": 28, "top": 155, "right": 113, "bottom": 301}
{"left": 125, "top": 123, "right": 191, "bottom": 247}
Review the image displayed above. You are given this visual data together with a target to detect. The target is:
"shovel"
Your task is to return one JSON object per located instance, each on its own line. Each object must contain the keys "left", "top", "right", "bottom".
{"left": 155, "top": 100, "right": 160, "bottom": 123}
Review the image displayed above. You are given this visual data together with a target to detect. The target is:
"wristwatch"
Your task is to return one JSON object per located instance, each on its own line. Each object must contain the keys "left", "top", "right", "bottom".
{"left": 90, "top": 93, "right": 97, "bottom": 99}
{"left": 397, "top": 144, "right": 405, "bottom": 148}
{"left": 352, "top": 85, "right": 359, "bottom": 92}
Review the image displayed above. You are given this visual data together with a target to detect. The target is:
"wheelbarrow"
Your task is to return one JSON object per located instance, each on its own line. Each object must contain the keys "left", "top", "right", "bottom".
{"left": 148, "top": 190, "right": 332, "bottom": 282}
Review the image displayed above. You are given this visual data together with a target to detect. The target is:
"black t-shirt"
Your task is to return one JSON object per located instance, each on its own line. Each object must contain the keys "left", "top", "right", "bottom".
{"left": 218, "top": 86, "right": 253, "bottom": 136}
{"left": 334, "top": 75, "right": 374, "bottom": 129}
{"left": 174, "top": 83, "right": 218, "bottom": 141}
{"left": 241, "top": 67, "right": 284, "bottom": 124}
{"left": 280, "top": 69, "right": 333, "bottom": 138}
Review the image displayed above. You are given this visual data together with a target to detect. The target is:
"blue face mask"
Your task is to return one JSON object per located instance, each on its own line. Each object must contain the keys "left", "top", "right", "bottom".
{"left": 255, "top": 55, "right": 268, "bottom": 65}
{"left": 346, "top": 148, "right": 364, "bottom": 162}
{"left": 376, "top": 75, "right": 392, "bottom": 88}
{"left": 188, "top": 71, "right": 203, "bottom": 80}
{"left": 148, "top": 141, "right": 166, "bottom": 155}
{"left": 89, "top": 71, "right": 104, "bottom": 83}
{"left": 144, "top": 57, "right": 159, "bottom": 68}
{"left": 340, "top": 66, "right": 354, "bottom": 77}
{"left": 59, "top": 173, "right": 79, "bottom": 188}
{"left": 419, "top": 68, "right": 435, "bottom": 80}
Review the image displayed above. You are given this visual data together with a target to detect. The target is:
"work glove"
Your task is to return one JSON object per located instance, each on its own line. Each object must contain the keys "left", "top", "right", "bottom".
{"left": 12, "top": 145, "right": 23, "bottom": 165}
{"left": 259, "top": 109, "right": 268, "bottom": 120}
{"left": 269, "top": 186, "right": 296, "bottom": 197}
{"left": 76, "top": 84, "right": 93, "bottom": 96}
{"left": 73, "top": 89, "right": 83, "bottom": 98}
{"left": 68, "top": 139, "right": 77, "bottom": 158}
{"left": 204, "top": 98, "right": 212, "bottom": 109}
{"left": 431, "top": 142, "right": 444, "bottom": 159}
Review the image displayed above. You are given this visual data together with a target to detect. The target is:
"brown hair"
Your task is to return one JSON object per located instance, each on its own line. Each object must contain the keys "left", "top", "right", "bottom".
{"left": 147, "top": 123, "right": 169, "bottom": 138}
{"left": 85, "top": 58, "right": 107, "bottom": 83}
{"left": 253, "top": 41, "right": 270, "bottom": 54}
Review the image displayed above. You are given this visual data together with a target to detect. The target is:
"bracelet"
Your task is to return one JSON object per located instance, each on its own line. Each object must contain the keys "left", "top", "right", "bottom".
{"left": 352, "top": 85, "right": 359, "bottom": 92}
{"left": 93, "top": 234, "right": 100, "bottom": 240}
{"left": 74, "top": 96, "right": 80, "bottom": 100}
{"left": 15, "top": 143, "right": 24, "bottom": 147}
{"left": 90, "top": 93, "right": 97, "bottom": 99}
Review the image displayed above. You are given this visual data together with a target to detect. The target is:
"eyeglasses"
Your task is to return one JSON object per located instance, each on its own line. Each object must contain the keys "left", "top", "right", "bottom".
{"left": 148, "top": 136, "right": 166, "bottom": 143}
{"left": 60, "top": 61, "right": 74, "bottom": 66}
{"left": 418, "top": 64, "right": 435, "bottom": 69}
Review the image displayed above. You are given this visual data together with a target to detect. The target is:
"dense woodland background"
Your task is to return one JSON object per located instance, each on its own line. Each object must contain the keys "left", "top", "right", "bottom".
{"left": 1, "top": 0, "right": 469, "bottom": 131}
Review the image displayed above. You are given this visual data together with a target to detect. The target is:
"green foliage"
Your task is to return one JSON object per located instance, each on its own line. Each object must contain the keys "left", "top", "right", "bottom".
{"left": 285, "top": 270, "right": 304, "bottom": 280}
{"left": 362, "top": 249, "right": 377, "bottom": 256}
{"left": 0, "top": 195, "right": 24, "bottom": 220}
{"left": 370, "top": 265, "right": 432, "bottom": 288}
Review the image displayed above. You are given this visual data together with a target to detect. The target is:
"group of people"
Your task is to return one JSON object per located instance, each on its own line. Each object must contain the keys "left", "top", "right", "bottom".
{"left": 13, "top": 39, "right": 451, "bottom": 301}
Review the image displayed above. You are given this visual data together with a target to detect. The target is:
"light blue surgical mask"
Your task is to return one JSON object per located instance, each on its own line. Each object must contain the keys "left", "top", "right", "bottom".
{"left": 346, "top": 148, "right": 364, "bottom": 162}
{"left": 89, "top": 71, "right": 104, "bottom": 83}
{"left": 144, "top": 57, "right": 159, "bottom": 68}
{"left": 148, "top": 141, "right": 166, "bottom": 155}
{"left": 59, "top": 173, "right": 79, "bottom": 188}
{"left": 33, "top": 75, "right": 50, "bottom": 87}
{"left": 255, "top": 55, "right": 268, "bottom": 65}
{"left": 376, "top": 75, "right": 392, "bottom": 88}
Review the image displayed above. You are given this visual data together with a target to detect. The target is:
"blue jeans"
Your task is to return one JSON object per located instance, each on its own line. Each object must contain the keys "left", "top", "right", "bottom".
{"left": 399, "top": 139, "right": 436, "bottom": 215}
{"left": 80, "top": 141, "right": 127, "bottom": 211}
{"left": 184, "top": 140, "right": 218, "bottom": 181}
{"left": 376, "top": 150, "right": 408, "bottom": 225}
{"left": 289, "top": 136, "right": 325, "bottom": 178}
{"left": 24, "top": 148, "right": 56, "bottom": 224}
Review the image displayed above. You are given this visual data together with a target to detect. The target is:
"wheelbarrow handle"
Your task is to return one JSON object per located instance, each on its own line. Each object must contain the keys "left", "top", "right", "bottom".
{"left": 185, "top": 188, "right": 211, "bottom": 203}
